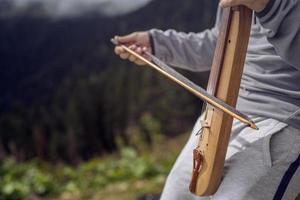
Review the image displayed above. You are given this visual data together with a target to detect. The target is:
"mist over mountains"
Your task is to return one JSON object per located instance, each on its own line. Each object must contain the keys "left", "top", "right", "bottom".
{"left": 0, "top": 0, "right": 152, "bottom": 18}
{"left": 0, "top": 0, "right": 218, "bottom": 112}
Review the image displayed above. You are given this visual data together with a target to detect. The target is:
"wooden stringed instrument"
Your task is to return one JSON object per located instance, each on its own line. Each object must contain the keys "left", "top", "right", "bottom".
{"left": 189, "top": 6, "right": 253, "bottom": 195}
{"left": 111, "top": 5, "right": 254, "bottom": 197}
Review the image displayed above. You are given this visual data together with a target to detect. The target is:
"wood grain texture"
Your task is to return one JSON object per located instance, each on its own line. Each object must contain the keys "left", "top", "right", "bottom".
{"left": 192, "top": 6, "right": 253, "bottom": 196}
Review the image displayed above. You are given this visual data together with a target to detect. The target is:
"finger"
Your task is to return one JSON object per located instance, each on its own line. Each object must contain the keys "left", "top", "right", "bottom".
{"left": 115, "top": 32, "right": 137, "bottom": 45}
{"left": 141, "top": 47, "right": 151, "bottom": 59}
{"left": 142, "top": 46, "right": 152, "bottom": 54}
{"left": 129, "top": 45, "right": 140, "bottom": 61}
{"left": 136, "top": 47, "right": 142, "bottom": 55}
{"left": 120, "top": 52, "right": 130, "bottom": 60}
{"left": 129, "top": 44, "right": 137, "bottom": 51}
{"left": 219, "top": 0, "right": 240, "bottom": 8}
{"left": 114, "top": 46, "right": 125, "bottom": 55}
{"left": 135, "top": 59, "right": 146, "bottom": 66}
{"left": 143, "top": 54, "right": 152, "bottom": 61}
{"left": 129, "top": 54, "right": 137, "bottom": 62}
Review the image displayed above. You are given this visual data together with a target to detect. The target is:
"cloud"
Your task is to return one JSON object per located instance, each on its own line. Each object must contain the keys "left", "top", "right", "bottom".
{"left": 0, "top": 0, "right": 152, "bottom": 18}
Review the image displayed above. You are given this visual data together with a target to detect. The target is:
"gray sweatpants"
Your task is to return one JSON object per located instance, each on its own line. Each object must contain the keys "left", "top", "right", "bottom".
{"left": 160, "top": 116, "right": 300, "bottom": 200}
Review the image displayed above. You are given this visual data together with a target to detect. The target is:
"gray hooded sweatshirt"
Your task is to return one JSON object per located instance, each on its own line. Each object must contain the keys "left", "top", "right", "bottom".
{"left": 149, "top": 0, "right": 300, "bottom": 130}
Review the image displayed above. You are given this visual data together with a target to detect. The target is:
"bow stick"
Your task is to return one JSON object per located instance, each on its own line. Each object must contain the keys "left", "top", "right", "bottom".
{"left": 111, "top": 38, "right": 258, "bottom": 130}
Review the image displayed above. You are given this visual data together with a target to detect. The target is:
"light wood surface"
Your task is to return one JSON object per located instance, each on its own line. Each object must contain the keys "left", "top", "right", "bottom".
{"left": 192, "top": 6, "right": 253, "bottom": 195}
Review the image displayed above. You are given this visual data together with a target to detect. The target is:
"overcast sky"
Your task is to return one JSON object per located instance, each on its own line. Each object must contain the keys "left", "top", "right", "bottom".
{"left": 0, "top": 0, "right": 152, "bottom": 18}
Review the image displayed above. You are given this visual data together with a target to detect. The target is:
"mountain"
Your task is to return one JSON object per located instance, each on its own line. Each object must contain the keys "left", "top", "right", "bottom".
{"left": 0, "top": 0, "right": 218, "bottom": 160}
{"left": 0, "top": 0, "right": 218, "bottom": 110}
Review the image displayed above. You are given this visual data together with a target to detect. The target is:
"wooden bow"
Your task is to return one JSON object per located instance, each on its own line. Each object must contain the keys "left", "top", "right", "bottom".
{"left": 189, "top": 6, "right": 253, "bottom": 195}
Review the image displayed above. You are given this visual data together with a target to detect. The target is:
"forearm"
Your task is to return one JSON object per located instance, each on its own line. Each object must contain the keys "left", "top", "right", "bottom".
{"left": 149, "top": 28, "right": 218, "bottom": 72}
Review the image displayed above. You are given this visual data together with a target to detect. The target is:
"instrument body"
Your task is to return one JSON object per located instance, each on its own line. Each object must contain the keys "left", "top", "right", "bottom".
{"left": 189, "top": 6, "right": 253, "bottom": 195}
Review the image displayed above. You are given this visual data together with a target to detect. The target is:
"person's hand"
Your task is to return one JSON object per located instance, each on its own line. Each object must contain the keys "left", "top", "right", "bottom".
{"left": 114, "top": 32, "right": 151, "bottom": 66}
{"left": 219, "top": 0, "right": 270, "bottom": 12}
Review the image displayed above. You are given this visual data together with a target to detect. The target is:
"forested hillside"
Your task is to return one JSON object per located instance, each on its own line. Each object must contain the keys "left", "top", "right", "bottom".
{"left": 0, "top": 0, "right": 218, "bottom": 162}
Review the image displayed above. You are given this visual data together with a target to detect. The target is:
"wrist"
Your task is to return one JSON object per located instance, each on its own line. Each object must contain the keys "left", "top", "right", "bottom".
{"left": 148, "top": 31, "right": 155, "bottom": 55}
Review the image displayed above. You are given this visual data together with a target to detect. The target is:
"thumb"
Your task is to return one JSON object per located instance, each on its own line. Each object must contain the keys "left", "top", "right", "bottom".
{"left": 115, "top": 32, "right": 137, "bottom": 45}
{"left": 219, "top": 0, "right": 240, "bottom": 8}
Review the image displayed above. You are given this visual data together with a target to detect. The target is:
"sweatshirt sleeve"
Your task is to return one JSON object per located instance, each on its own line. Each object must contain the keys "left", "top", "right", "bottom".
{"left": 148, "top": 8, "right": 221, "bottom": 72}
{"left": 256, "top": 0, "right": 300, "bottom": 70}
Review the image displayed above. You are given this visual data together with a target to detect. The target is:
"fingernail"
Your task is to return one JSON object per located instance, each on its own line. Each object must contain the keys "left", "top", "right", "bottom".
{"left": 219, "top": 0, "right": 226, "bottom": 7}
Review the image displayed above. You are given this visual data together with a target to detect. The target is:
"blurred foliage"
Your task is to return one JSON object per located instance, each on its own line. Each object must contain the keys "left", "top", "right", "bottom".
{"left": 0, "top": 159, "right": 57, "bottom": 199}
{"left": 0, "top": 137, "right": 183, "bottom": 200}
